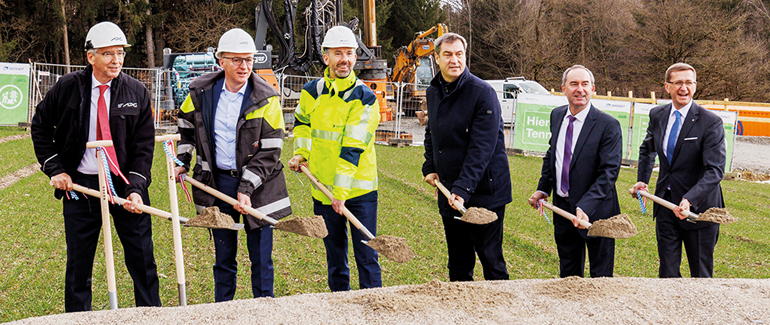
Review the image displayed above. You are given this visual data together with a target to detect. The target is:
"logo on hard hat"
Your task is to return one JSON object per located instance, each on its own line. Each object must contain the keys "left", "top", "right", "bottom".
{"left": 111, "top": 37, "right": 124, "bottom": 42}
{"left": 239, "top": 41, "right": 249, "bottom": 45}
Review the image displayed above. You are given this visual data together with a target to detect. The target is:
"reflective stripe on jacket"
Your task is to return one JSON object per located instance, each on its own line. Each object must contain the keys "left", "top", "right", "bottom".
{"left": 294, "top": 68, "right": 380, "bottom": 203}
{"left": 177, "top": 70, "right": 291, "bottom": 229}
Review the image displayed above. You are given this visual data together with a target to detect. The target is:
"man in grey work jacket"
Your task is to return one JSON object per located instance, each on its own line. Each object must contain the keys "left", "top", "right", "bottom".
{"left": 422, "top": 32, "right": 512, "bottom": 281}
{"left": 174, "top": 28, "right": 291, "bottom": 300}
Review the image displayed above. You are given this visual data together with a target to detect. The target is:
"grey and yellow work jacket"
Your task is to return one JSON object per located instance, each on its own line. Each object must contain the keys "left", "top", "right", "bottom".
{"left": 177, "top": 70, "right": 291, "bottom": 229}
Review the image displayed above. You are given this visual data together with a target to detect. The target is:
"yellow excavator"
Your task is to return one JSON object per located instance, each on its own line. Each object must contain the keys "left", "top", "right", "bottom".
{"left": 387, "top": 23, "right": 448, "bottom": 121}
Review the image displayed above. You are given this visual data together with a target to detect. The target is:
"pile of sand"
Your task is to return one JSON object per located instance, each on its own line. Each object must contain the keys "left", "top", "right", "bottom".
{"left": 365, "top": 235, "right": 414, "bottom": 263}
{"left": 274, "top": 215, "right": 329, "bottom": 238}
{"left": 12, "top": 277, "right": 770, "bottom": 324}
{"left": 588, "top": 213, "right": 638, "bottom": 239}
{"left": 185, "top": 207, "right": 235, "bottom": 229}
{"left": 696, "top": 207, "right": 736, "bottom": 224}
{"left": 461, "top": 207, "right": 498, "bottom": 224}
{"left": 740, "top": 170, "right": 770, "bottom": 182}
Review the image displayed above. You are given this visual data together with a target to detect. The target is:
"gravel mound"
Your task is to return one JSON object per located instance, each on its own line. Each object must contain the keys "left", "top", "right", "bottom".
{"left": 10, "top": 277, "right": 770, "bottom": 324}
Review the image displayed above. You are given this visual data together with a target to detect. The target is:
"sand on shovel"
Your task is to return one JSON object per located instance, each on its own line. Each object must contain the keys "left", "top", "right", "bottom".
{"left": 695, "top": 207, "right": 736, "bottom": 224}
{"left": 460, "top": 207, "right": 498, "bottom": 224}
{"left": 366, "top": 235, "right": 414, "bottom": 263}
{"left": 587, "top": 213, "right": 638, "bottom": 239}
{"left": 273, "top": 215, "right": 329, "bottom": 238}
{"left": 185, "top": 206, "right": 235, "bottom": 229}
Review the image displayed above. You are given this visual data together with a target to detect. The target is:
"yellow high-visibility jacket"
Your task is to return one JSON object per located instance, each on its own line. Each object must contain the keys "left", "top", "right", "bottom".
{"left": 294, "top": 68, "right": 380, "bottom": 204}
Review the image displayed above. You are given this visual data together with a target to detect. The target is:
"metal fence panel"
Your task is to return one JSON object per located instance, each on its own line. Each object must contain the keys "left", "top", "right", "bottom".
{"left": 29, "top": 63, "right": 165, "bottom": 128}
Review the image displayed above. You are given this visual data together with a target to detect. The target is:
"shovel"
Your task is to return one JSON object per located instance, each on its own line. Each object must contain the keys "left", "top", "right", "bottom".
{"left": 155, "top": 134, "right": 187, "bottom": 306}
{"left": 298, "top": 164, "right": 413, "bottom": 263}
{"left": 433, "top": 180, "right": 498, "bottom": 224}
{"left": 538, "top": 199, "right": 638, "bottom": 239}
{"left": 634, "top": 190, "right": 735, "bottom": 224}
{"left": 182, "top": 177, "right": 327, "bottom": 238}
{"left": 89, "top": 140, "right": 119, "bottom": 310}
{"left": 72, "top": 184, "right": 251, "bottom": 230}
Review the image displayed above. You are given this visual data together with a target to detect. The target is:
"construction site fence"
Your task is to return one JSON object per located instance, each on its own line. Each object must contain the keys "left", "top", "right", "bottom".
{"left": 28, "top": 63, "right": 166, "bottom": 129}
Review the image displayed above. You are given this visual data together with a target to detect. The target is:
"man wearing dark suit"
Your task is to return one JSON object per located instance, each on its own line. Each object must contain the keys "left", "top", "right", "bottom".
{"left": 528, "top": 65, "right": 623, "bottom": 278}
{"left": 631, "top": 63, "right": 725, "bottom": 278}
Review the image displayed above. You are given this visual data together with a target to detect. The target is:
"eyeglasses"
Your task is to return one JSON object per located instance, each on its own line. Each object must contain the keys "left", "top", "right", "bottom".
{"left": 666, "top": 80, "right": 696, "bottom": 87}
{"left": 98, "top": 51, "right": 126, "bottom": 59}
{"left": 222, "top": 57, "right": 254, "bottom": 66}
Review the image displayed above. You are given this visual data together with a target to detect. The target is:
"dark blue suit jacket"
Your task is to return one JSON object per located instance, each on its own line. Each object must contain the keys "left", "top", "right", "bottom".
{"left": 537, "top": 104, "right": 623, "bottom": 224}
{"left": 422, "top": 68, "right": 512, "bottom": 213}
{"left": 637, "top": 102, "right": 725, "bottom": 230}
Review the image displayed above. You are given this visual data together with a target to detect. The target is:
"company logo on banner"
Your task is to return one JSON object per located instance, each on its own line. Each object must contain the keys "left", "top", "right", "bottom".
{"left": 0, "top": 63, "right": 30, "bottom": 124}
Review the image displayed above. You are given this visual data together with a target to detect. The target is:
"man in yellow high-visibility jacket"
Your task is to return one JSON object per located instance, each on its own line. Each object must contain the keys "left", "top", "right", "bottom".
{"left": 288, "top": 25, "right": 381, "bottom": 292}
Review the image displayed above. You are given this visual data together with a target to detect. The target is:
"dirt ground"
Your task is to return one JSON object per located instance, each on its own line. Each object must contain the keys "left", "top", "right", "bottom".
{"left": 10, "top": 277, "right": 770, "bottom": 324}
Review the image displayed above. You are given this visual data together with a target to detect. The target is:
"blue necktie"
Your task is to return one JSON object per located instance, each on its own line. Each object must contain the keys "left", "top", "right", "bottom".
{"left": 560, "top": 115, "right": 576, "bottom": 195}
{"left": 666, "top": 110, "right": 681, "bottom": 164}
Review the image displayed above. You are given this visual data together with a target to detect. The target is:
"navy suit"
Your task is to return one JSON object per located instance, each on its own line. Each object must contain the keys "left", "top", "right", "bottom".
{"left": 536, "top": 104, "right": 623, "bottom": 277}
{"left": 637, "top": 102, "right": 725, "bottom": 278}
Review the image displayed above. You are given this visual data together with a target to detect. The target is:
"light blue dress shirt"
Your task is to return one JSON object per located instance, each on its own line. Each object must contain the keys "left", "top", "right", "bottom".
{"left": 214, "top": 82, "right": 247, "bottom": 170}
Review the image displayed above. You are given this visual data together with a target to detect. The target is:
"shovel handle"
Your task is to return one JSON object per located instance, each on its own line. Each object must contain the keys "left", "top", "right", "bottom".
{"left": 299, "top": 165, "right": 375, "bottom": 240}
{"left": 636, "top": 190, "right": 695, "bottom": 219}
{"left": 183, "top": 177, "right": 278, "bottom": 226}
{"left": 155, "top": 134, "right": 181, "bottom": 142}
{"left": 72, "top": 183, "right": 189, "bottom": 223}
{"left": 433, "top": 180, "right": 467, "bottom": 214}
{"left": 539, "top": 200, "right": 593, "bottom": 229}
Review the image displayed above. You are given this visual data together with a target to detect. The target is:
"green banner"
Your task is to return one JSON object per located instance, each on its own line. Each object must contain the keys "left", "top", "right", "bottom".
{"left": 0, "top": 63, "right": 30, "bottom": 124}
{"left": 629, "top": 101, "right": 736, "bottom": 171}
{"left": 514, "top": 94, "right": 631, "bottom": 158}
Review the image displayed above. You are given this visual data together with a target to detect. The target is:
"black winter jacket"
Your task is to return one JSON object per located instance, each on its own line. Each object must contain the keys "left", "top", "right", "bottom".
{"left": 422, "top": 68, "right": 513, "bottom": 213}
{"left": 31, "top": 65, "right": 155, "bottom": 198}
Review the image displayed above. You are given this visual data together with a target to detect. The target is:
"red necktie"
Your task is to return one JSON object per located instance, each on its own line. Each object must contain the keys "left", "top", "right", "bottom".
{"left": 96, "top": 85, "right": 123, "bottom": 178}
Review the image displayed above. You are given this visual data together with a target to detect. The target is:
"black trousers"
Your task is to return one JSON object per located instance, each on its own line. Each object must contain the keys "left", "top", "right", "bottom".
{"left": 441, "top": 205, "right": 509, "bottom": 281}
{"left": 656, "top": 190, "right": 720, "bottom": 278}
{"left": 553, "top": 196, "right": 615, "bottom": 278}
{"left": 62, "top": 172, "right": 160, "bottom": 312}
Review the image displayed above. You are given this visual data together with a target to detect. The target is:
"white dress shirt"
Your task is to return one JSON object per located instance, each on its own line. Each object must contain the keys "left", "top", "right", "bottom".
{"left": 554, "top": 105, "right": 590, "bottom": 198}
{"left": 77, "top": 75, "right": 112, "bottom": 175}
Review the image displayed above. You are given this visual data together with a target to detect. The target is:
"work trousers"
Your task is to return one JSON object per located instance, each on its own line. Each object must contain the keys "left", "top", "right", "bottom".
{"left": 656, "top": 190, "right": 720, "bottom": 278}
{"left": 62, "top": 172, "right": 160, "bottom": 312}
{"left": 440, "top": 205, "right": 509, "bottom": 281}
{"left": 553, "top": 195, "right": 615, "bottom": 278}
{"left": 212, "top": 170, "right": 274, "bottom": 301}
{"left": 314, "top": 191, "right": 381, "bottom": 292}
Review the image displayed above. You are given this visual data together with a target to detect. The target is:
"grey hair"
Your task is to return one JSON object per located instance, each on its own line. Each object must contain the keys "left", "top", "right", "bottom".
{"left": 434, "top": 33, "right": 467, "bottom": 54}
{"left": 562, "top": 65, "right": 595, "bottom": 85}
{"left": 665, "top": 63, "right": 696, "bottom": 83}
{"left": 87, "top": 49, "right": 98, "bottom": 56}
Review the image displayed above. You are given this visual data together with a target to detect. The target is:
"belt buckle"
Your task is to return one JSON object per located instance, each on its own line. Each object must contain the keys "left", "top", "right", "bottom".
{"left": 229, "top": 169, "right": 238, "bottom": 178}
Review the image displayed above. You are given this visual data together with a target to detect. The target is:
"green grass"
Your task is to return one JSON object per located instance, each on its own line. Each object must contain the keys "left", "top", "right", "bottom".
{"left": 0, "top": 138, "right": 37, "bottom": 178}
{"left": 0, "top": 139, "right": 768, "bottom": 322}
{"left": 0, "top": 126, "right": 28, "bottom": 139}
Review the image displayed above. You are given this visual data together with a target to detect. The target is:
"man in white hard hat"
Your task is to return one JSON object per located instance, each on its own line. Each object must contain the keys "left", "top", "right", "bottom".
{"left": 174, "top": 28, "right": 291, "bottom": 300}
{"left": 31, "top": 21, "right": 160, "bottom": 311}
{"left": 288, "top": 25, "right": 382, "bottom": 291}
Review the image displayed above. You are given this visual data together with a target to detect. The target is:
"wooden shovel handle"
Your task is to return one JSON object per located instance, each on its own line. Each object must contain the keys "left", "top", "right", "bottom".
{"left": 298, "top": 164, "right": 375, "bottom": 240}
{"left": 539, "top": 200, "right": 593, "bottom": 229}
{"left": 433, "top": 180, "right": 467, "bottom": 214}
{"left": 72, "top": 183, "right": 189, "bottom": 223}
{"left": 155, "top": 134, "right": 181, "bottom": 142}
{"left": 183, "top": 176, "right": 278, "bottom": 226}
{"left": 636, "top": 190, "right": 694, "bottom": 219}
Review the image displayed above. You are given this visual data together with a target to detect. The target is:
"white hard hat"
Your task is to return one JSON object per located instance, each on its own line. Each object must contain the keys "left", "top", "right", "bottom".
{"left": 321, "top": 26, "right": 358, "bottom": 50}
{"left": 215, "top": 28, "right": 257, "bottom": 59}
{"left": 85, "top": 21, "right": 130, "bottom": 50}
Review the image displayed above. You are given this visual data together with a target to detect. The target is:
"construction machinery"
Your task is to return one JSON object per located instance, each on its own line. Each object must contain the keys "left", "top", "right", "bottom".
{"left": 387, "top": 24, "right": 447, "bottom": 118}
